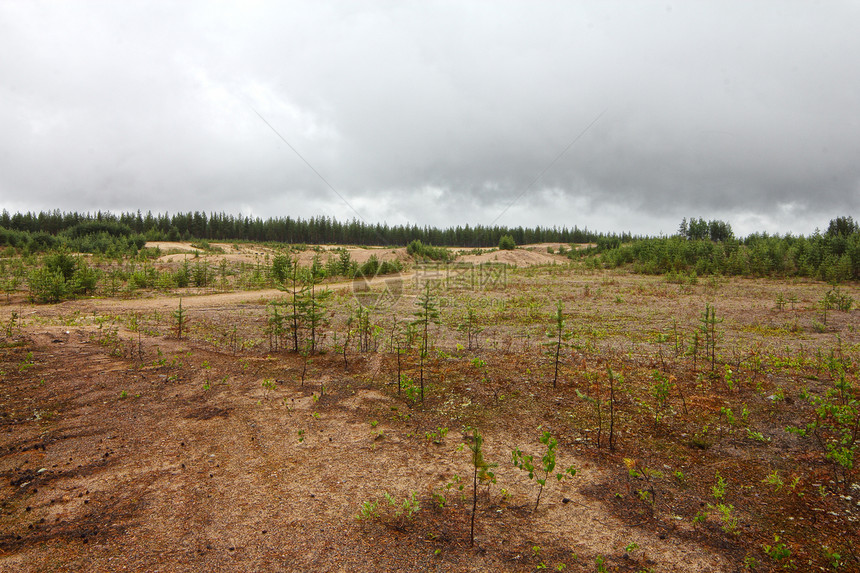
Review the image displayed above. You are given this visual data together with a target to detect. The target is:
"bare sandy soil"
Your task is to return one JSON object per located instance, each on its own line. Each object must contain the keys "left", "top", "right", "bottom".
{"left": 458, "top": 249, "right": 569, "bottom": 267}
{"left": 292, "top": 246, "right": 410, "bottom": 268}
{"left": 0, "top": 308, "right": 726, "bottom": 573}
{"left": 1, "top": 256, "right": 858, "bottom": 572}
{"left": 152, "top": 242, "right": 412, "bottom": 269}
{"left": 150, "top": 241, "right": 573, "bottom": 270}
{"left": 147, "top": 241, "right": 205, "bottom": 253}
{"left": 0, "top": 354, "right": 720, "bottom": 573}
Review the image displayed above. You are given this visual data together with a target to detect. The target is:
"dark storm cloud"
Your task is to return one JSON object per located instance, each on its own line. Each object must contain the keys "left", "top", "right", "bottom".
{"left": 1, "top": 1, "right": 858, "bottom": 236}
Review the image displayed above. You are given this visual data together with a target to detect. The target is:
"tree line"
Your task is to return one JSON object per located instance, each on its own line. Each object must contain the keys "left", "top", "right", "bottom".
{"left": 2, "top": 209, "right": 857, "bottom": 281}
{"left": 585, "top": 216, "right": 860, "bottom": 281}
{"left": 0, "top": 209, "right": 613, "bottom": 249}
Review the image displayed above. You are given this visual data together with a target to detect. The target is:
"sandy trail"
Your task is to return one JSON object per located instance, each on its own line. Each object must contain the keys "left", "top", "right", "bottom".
{"left": 0, "top": 274, "right": 416, "bottom": 319}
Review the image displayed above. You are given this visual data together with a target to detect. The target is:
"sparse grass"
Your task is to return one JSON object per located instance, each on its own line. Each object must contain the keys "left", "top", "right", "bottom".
{"left": 0, "top": 244, "right": 858, "bottom": 571}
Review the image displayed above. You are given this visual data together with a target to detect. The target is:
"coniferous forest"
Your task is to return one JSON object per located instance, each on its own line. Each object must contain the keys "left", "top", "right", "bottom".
{"left": 0, "top": 209, "right": 610, "bottom": 249}
{"left": 0, "top": 209, "right": 858, "bottom": 280}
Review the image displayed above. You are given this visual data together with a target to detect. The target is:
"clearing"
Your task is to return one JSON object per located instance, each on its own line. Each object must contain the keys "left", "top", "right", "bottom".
{"left": 1, "top": 244, "right": 858, "bottom": 572}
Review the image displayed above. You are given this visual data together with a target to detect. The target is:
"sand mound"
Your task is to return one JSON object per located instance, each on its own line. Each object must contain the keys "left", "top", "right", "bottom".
{"left": 457, "top": 246, "right": 569, "bottom": 267}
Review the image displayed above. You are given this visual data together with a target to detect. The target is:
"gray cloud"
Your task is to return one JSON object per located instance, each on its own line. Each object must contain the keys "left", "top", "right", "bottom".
{"left": 1, "top": 1, "right": 859, "bottom": 237}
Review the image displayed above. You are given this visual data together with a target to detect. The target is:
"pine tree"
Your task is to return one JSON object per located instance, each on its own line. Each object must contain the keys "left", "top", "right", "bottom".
{"left": 546, "top": 301, "right": 572, "bottom": 387}
{"left": 303, "top": 261, "right": 331, "bottom": 355}
{"left": 411, "top": 282, "right": 439, "bottom": 402}
{"left": 173, "top": 298, "right": 188, "bottom": 339}
{"left": 468, "top": 428, "right": 496, "bottom": 547}
{"left": 282, "top": 261, "right": 308, "bottom": 352}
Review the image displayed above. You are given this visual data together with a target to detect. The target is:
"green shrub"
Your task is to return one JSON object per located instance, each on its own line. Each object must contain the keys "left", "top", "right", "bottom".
{"left": 43, "top": 250, "right": 77, "bottom": 281}
{"left": 356, "top": 255, "right": 402, "bottom": 278}
{"left": 64, "top": 221, "right": 132, "bottom": 239}
{"left": 173, "top": 261, "right": 190, "bottom": 288}
{"left": 28, "top": 251, "right": 100, "bottom": 302}
{"left": 271, "top": 254, "right": 292, "bottom": 283}
{"left": 407, "top": 240, "right": 452, "bottom": 262}
{"left": 498, "top": 235, "right": 516, "bottom": 250}
{"left": 73, "top": 261, "right": 100, "bottom": 294}
{"left": 28, "top": 267, "right": 70, "bottom": 303}
{"left": 192, "top": 261, "right": 211, "bottom": 287}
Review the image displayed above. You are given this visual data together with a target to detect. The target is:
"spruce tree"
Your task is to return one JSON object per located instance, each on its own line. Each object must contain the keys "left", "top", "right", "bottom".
{"left": 411, "top": 282, "right": 439, "bottom": 402}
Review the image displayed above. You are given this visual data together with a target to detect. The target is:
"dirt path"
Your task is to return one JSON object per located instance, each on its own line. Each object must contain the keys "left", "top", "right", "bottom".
{"left": 0, "top": 273, "right": 416, "bottom": 320}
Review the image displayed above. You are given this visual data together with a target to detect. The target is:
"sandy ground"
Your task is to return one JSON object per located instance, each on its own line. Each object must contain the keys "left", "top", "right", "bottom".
{"left": 457, "top": 249, "right": 569, "bottom": 267}
{"left": 152, "top": 242, "right": 412, "bottom": 268}
{"left": 150, "top": 241, "right": 577, "bottom": 269}
{"left": 0, "top": 315, "right": 730, "bottom": 573}
{"left": 4, "top": 248, "right": 854, "bottom": 571}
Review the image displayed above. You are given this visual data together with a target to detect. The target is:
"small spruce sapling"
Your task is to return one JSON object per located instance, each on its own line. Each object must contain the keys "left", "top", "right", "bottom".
{"left": 304, "top": 265, "right": 331, "bottom": 355}
{"left": 512, "top": 431, "right": 577, "bottom": 511}
{"left": 411, "top": 282, "right": 440, "bottom": 402}
{"left": 173, "top": 298, "right": 188, "bottom": 339}
{"left": 546, "top": 301, "right": 573, "bottom": 387}
{"left": 607, "top": 367, "right": 619, "bottom": 451}
{"left": 468, "top": 428, "right": 497, "bottom": 546}
{"left": 266, "top": 300, "right": 287, "bottom": 352}
{"left": 341, "top": 309, "right": 355, "bottom": 370}
{"left": 392, "top": 317, "right": 405, "bottom": 393}
{"left": 218, "top": 258, "right": 229, "bottom": 290}
{"left": 273, "top": 258, "right": 313, "bottom": 352}
{"left": 699, "top": 304, "right": 721, "bottom": 371}
{"left": 356, "top": 304, "right": 373, "bottom": 352}
{"left": 459, "top": 305, "right": 483, "bottom": 351}
{"left": 651, "top": 370, "right": 673, "bottom": 428}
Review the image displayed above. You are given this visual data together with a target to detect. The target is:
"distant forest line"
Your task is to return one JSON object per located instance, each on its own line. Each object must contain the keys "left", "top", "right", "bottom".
{"left": 0, "top": 209, "right": 612, "bottom": 248}
{"left": 0, "top": 209, "right": 858, "bottom": 281}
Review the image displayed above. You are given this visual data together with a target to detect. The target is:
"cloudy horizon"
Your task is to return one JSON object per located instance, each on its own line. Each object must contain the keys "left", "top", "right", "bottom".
{"left": 1, "top": 1, "right": 859, "bottom": 238}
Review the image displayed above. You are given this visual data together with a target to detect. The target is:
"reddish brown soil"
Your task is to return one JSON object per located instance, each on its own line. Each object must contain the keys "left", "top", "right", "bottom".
{"left": 1, "top": 267, "right": 858, "bottom": 572}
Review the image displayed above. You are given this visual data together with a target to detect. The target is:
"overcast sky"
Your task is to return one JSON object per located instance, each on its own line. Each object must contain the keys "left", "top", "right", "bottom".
{"left": 1, "top": 1, "right": 859, "bottom": 237}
